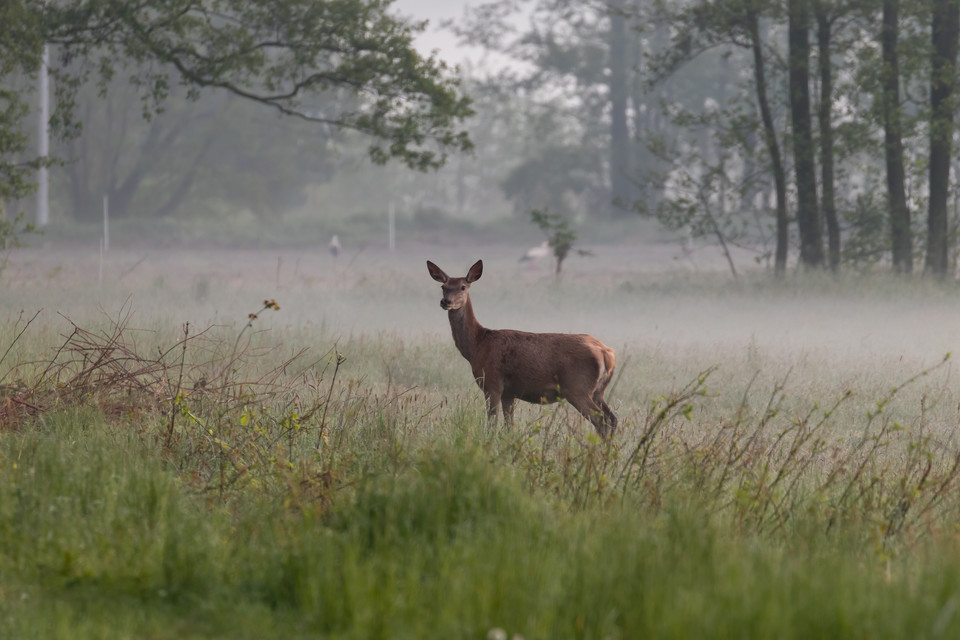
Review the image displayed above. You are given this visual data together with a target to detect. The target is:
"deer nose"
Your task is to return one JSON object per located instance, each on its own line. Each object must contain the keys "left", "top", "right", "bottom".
{"left": 440, "top": 298, "right": 450, "bottom": 309}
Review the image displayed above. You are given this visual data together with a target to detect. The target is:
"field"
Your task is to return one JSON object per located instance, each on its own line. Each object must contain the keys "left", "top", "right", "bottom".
{"left": 4, "top": 238, "right": 960, "bottom": 638}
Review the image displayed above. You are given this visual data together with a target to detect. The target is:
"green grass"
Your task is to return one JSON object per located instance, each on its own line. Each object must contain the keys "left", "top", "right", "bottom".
{"left": 3, "top": 412, "right": 960, "bottom": 639}
{"left": 5, "top": 251, "right": 960, "bottom": 637}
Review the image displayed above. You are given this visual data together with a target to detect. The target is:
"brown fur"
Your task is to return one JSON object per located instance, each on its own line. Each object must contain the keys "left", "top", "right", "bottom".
{"left": 427, "top": 259, "right": 618, "bottom": 439}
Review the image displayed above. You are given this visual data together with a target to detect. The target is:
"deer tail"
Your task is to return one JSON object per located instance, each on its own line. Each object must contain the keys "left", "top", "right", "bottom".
{"left": 600, "top": 346, "right": 615, "bottom": 390}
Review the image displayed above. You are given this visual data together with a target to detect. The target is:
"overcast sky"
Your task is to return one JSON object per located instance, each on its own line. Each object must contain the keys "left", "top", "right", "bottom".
{"left": 393, "top": 0, "right": 528, "bottom": 74}
{"left": 393, "top": 0, "right": 471, "bottom": 64}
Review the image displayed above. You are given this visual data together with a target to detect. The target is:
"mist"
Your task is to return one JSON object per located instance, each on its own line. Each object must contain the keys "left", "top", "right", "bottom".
{"left": 5, "top": 240, "right": 958, "bottom": 408}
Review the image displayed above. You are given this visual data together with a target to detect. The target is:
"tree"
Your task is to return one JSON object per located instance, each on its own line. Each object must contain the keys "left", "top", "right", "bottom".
{"left": 816, "top": 1, "right": 841, "bottom": 272}
{"left": 529, "top": 208, "right": 590, "bottom": 277}
{"left": 925, "top": 0, "right": 959, "bottom": 276}
{"left": 455, "top": 0, "right": 655, "bottom": 217}
{"left": 1, "top": 0, "right": 473, "bottom": 211}
{"left": 746, "top": 8, "right": 789, "bottom": 276}
{"left": 608, "top": 0, "right": 633, "bottom": 211}
{"left": 0, "top": 0, "right": 46, "bottom": 206}
{"left": 789, "top": 0, "right": 824, "bottom": 268}
{"left": 646, "top": 0, "right": 791, "bottom": 276}
{"left": 642, "top": 125, "right": 761, "bottom": 281}
{"left": 880, "top": 0, "right": 913, "bottom": 273}
{"left": 641, "top": 0, "right": 960, "bottom": 277}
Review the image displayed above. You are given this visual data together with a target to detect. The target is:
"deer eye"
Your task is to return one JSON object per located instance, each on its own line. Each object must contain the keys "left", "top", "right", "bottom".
{"left": 460, "top": 285, "right": 466, "bottom": 291}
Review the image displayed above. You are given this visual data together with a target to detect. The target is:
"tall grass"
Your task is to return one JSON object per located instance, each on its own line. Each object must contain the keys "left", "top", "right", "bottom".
{"left": 4, "top": 265, "right": 960, "bottom": 637}
{"left": 3, "top": 408, "right": 960, "bottom": 639}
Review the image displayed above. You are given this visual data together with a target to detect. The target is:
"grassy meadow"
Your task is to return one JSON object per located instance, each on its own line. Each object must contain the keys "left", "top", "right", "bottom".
{"left": 4, "top": 240, "right": 960, "bottom": 638}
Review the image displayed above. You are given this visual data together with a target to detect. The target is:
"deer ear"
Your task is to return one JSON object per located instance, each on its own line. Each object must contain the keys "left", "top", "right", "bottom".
{"left": 427, "top": 260, "right": 448, "bottom": 283}
{"left": 466, "top": 260, "right": 483, "bottom": 283}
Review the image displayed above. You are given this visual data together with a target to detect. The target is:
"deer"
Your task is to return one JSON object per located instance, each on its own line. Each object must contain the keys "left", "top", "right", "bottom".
{"left": 427, "top": 259, "right": 618, "bottom": 439}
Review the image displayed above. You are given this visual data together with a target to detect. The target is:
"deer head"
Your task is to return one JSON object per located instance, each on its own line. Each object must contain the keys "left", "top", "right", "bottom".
{"left": 427, "top": 259, "right": 483, "bottom": 311}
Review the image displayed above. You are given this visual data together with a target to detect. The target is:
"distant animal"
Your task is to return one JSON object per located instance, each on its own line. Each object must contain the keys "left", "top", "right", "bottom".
{"left": 427, "top": 259, "right": 617, "bottom": 439}
{"left": 329, "top": 234, "right": 341, "bottom": 259}
{"left": 519, "top": 240, "right": 550, "bottom": 263}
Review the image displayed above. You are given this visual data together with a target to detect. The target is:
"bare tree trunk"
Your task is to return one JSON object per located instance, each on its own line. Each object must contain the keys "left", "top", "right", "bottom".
{"left": 816, "top": 8, "right": 840, "bottom": 272}
{"left": 882, "top": 0, "right": 912, "bottom": 274}
{"left": 789, "top": 0, "right": 824, "bottom": 268}
{"left": 608, "top": 1, "right": 632, "bottom": 214}
{"left": 630, "top": 18, "right": 660, "bottom": 210}
{"left": 748, "top": 11, "right": 789, "bottom": 277}
{"left": 926, "top": 0, "right": 959, "bottom": 276}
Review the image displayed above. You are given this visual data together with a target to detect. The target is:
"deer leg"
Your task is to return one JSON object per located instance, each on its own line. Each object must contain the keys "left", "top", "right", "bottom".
{"left": 483, "top": 387, "right": 502, "bottom": 424}
{"left": 501, "top": 396, "right": 517, "bottom": 427}
{"left": 569, "top": 396, "right": 611, "bottom": 440}
{"left": 593, "top": 389, "right": 618, "bottom": 439}
{"left": 599, "top": 401, "right": 618, "bottom": 439}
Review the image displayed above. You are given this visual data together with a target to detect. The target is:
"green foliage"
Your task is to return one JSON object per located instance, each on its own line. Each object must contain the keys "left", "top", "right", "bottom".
{"left": 841, "top": 193, "right": 891, "bottom": 269}
{"left": 637, "top": 97, "right": 780, "bottom": 279}
{"left": 44, "top": 0, "right": 472, "bottom": 169}
{"left": 0, "top": 1, "right": 45, "bottom": 205}
{"left": 4, "top": 397, "right": 960, "bottom": 638}
{"left": 529, "top": 207, "right": 591, "bottom": 276}
{"left": 0, "top": 0, "right": 473, "bottom": 214}
{"left": 0, "top": 210, "right": 37, "bottom": 272}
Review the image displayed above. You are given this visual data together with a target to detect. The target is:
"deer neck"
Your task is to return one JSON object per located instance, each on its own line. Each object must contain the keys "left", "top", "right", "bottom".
{"left": 447, "top": 297, "right": 484, "bottom": 362}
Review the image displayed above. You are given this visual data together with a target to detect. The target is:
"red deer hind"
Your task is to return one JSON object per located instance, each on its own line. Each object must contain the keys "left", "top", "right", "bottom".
{"left": 427, "top": 259, "right": 618, "bottom": 439}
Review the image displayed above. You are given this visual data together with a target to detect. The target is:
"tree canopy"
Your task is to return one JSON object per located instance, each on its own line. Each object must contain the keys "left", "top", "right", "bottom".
{"left": 0, "top": 0, "right": 473, "bottom": 210}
